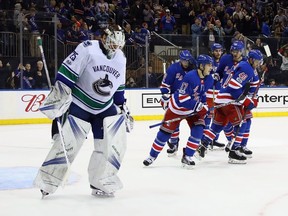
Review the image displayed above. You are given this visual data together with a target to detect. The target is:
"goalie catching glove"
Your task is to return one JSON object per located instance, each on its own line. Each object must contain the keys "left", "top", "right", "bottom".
{"left": 118, "top": 103, "right": 134, "bottom": 133}
{"left": 39, "top": 81, "right": 72, "bottom": 120}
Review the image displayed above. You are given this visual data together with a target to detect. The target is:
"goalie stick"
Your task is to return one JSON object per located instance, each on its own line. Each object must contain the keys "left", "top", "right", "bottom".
{"left": 37, "top": 36, "right": 71, "bottom": 188}
{"left": 225, "top": 71, "right": 266, "bottom": 152}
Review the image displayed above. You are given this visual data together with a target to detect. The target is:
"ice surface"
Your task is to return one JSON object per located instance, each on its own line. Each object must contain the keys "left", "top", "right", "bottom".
{"left": 0, "top": 117, "right": 287, "bottom": 216}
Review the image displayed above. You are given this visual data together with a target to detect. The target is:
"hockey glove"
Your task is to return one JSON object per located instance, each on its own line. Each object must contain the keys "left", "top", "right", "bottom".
{"left": 252, "top": 98, "right": 258, "bottom": 108}
{"left": 119, "top": 104, "right": 134, "bottom": 133}
{"left": 195, "top": 102, "right": 209, "bottom": 118}
{"left": 39, "top": 81, "right": 72, "bottom": 120}
{"left": 242, "top": 97, "right": 255, "bottom": 111}
{"left": 212, "top": 73, "right": 220, "bottom": 83}
{"left": 160, "top": 94, "right": 170, "bottom": 110}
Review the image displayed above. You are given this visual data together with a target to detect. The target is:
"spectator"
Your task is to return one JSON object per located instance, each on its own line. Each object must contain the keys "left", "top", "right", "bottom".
{"left": 191, "top": 17, "right": 203, "bottom": 47}
{"left": 223, "top": 19, "right": 236, "bottom": 50}
{"left": 33, "top": 61, "right": 48, "bottom": 89}
{"left": 139, "top": 65, "right": 159, "bottom": 88}
{"left": 66, "top": 22, "right": 80, "bottom": 45}
{"left": 142, "top": 3, "right": 155, "bottom": 29}
{"left": 95, "top": 4, "right": 110, "bottom": 29}
{"left": 0, "top": 60, "right": 10, "bottom": 89}
{"left": 277, "top": 44, "right": 288, "bottom": 71}
{"left": 179, "top": 1, "right": 194, "bottom": 35}
{"left": 22, "top": 63, "right": 35, "bottom": 89}
{"left": 130, "top": 0, "right": 144, "bottom": 29}
{"left": 261, "top": 17, "right": 271, "bottom": 37}
{"left": 267, "top": 78, "right": 277, "bottom": 87}
{"left": 202, "top": 23, "right": 219, "bottom": 50}
{"left": 251, "top": 37, "right": 267, "bottom": 55}
{"left": 161, "top": 9, "right": 176, "bottom": 34}
{"left": 214, "top": 19, "right": 225, "bottom": 46}
{"left": 126, "top": 76, "right": 137, "bottom": 88}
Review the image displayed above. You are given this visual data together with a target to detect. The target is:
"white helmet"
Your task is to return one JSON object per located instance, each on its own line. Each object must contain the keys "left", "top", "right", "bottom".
{"left": 103, "top": 25, "right": 125, "bottom": 58}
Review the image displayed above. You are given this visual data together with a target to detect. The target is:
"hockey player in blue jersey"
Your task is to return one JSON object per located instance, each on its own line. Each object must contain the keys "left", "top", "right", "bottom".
{"left": 34, "top": 25, "right": 134, "bottom": 198}
{"left": 204, "top": 43, "right": 226, "bottom": 150}
{"left": 200, "top": 49, "right": 263, "bottom": 164}
{"left": 160, "top": 50, "right": 196, "bottom": 156}
{"left": 143, "top": 55, "right": 214, "bottom": 168}
{"left": 201, "top": 41, "right": 247, "bottom": 156}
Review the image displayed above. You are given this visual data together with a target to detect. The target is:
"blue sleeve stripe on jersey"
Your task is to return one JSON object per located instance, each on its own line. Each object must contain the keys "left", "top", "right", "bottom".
{"left": 59, "top": 64, "right": 78, "bottom": 82}
{"left": 62, "top": 62, "right": 79, "bottom": 78}
{"left": 56, "top": 73, "right": 75, "bottom": 89}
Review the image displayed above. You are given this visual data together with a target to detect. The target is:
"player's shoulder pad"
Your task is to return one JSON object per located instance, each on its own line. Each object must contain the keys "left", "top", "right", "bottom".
{"left": 82, "top": 40, "right": 93, "bottom": 47}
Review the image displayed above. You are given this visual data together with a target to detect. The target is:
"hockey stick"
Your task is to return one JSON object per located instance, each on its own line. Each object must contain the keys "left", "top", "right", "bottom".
{"left": 224, "top": 71, "right": 266, "bottom": 152}
{"left": 37, "top": 36, "right": 71, "bottom": 187}
{"left": 149, "top": 99, "right": 242, "bottom": 129}
{"left": 149, "top": 82, "right": 251, "bottom": 129}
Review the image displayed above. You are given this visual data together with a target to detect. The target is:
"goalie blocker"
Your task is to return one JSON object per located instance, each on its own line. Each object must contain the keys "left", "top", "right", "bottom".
{"left": 34, "top": 114, "right": 127, "bottom": 197}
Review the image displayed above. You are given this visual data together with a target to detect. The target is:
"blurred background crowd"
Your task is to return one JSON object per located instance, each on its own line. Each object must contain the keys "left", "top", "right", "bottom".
{"left": 0, "top": 0, "right": 287, "bottom": 89}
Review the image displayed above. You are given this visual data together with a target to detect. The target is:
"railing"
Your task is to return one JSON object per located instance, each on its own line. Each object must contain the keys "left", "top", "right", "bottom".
{"left": 0, "top": 31, "right": 287, "bottom": 89}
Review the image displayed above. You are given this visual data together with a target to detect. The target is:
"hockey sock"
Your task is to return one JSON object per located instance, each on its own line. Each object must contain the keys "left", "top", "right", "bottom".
{"left": 241, "top": 119, "right": 251, "bottom": 147}
{"left": 224, "top": 123, "right": 234, "bottom": 142}
{"left": 185, "top": 125, "right": 203, "bottom": 156}
{"left": 150, "top": 130, "right": 171, "bottom": 158}
{"left": 170, "top": 127, "right": 179, "bottom": 144}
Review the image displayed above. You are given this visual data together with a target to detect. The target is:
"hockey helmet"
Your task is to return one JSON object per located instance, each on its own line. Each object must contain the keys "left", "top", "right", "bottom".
{"left": 179, "top": 50, "right": 193, "bottom": 61}
{"left": 103, "top": 25, "right": 125, "bottom": 57}
{"left": 197, "top": 54, "right": 213, "bottom": 66}
{"left": 211, "top": 43, "right": 223, "bottom": 51}
{"left": 230, "top": 40, "right": 244, "bottom": 52}
{"left": 248, "top": 49, "right": 263, "bottom": 65}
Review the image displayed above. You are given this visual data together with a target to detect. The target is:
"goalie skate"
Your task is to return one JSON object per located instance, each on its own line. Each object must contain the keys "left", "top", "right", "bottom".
{"left": 40, "top": 189, "right": 49, "bottom": 199}
{"left": 228, "top": 148, "right": 247, "bottom": 164}
{"left": 91, "top": 185, "right": 114, "bottom": 198}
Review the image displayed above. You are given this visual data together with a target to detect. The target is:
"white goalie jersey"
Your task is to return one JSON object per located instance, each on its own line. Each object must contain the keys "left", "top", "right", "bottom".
{"left": 57, "top": 40, "right": 127, "bottom": 114}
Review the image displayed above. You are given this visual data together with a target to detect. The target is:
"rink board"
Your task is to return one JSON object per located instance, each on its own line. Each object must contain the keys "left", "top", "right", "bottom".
{"left": 0, "top": 88, "right": 287, "bottom": 125}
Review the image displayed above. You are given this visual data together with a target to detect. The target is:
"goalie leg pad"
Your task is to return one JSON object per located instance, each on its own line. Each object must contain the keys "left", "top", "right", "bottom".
{"left": 34, "top": 115, "right": 91, "bottom": 194}
{"left": 88, "top": 114, "right": 127, "bottom": 194}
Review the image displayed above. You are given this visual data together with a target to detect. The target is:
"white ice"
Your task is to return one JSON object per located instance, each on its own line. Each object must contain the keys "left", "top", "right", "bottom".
{"left": 0, "top": 117, "right": 288, "bottom": 216}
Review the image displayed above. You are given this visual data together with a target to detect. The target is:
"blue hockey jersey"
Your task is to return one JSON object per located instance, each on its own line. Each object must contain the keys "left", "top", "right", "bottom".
{"left": 169, "top": 69, "right": 214, "bottom": 115}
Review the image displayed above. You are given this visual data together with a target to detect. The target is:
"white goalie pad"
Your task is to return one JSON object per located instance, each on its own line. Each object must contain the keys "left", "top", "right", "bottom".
{"left": 88, "top": 114, "right": 127, "bottom": 194}
{"left": 39, "top": 80, "right": 72, "bottom": 119}
{"left": 34, "top": 115, "right": 91, "bottom": 194}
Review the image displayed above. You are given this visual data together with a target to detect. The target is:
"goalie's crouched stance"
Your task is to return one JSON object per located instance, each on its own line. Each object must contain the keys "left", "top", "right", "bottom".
{"left": 34, "top": 81, "right": 133, "bottom": 198}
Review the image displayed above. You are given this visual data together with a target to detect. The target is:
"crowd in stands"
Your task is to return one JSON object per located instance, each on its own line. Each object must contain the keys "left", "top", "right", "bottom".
{"left": 0, "top": 0, "right": 288, "bottom": 88}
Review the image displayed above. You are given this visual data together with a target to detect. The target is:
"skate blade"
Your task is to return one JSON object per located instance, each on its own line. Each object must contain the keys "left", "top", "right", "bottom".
{"left": 167, "top": 152, "right": 177, "bottom": 157}
{"left": 92, "top": 191, "right": 115, "bottom": 198}
{"left": 244, "top": 154, "right": 253, "bottom": 159}
{"left": 194, "top": 153, "right": 204, "bottom": 161}
{"left": 209, "top": 147, "right": 225, "bottom": 151}
{"left": 228, "top": 158, "right": 247, "bottom": 164}
{"left": 181, "top": 163, "right": 195, "bottom": 169}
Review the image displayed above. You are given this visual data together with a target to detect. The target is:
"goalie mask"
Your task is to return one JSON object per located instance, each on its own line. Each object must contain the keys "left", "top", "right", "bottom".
{"left": 103, "top": 25, "right": 125, "bottom": 58}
